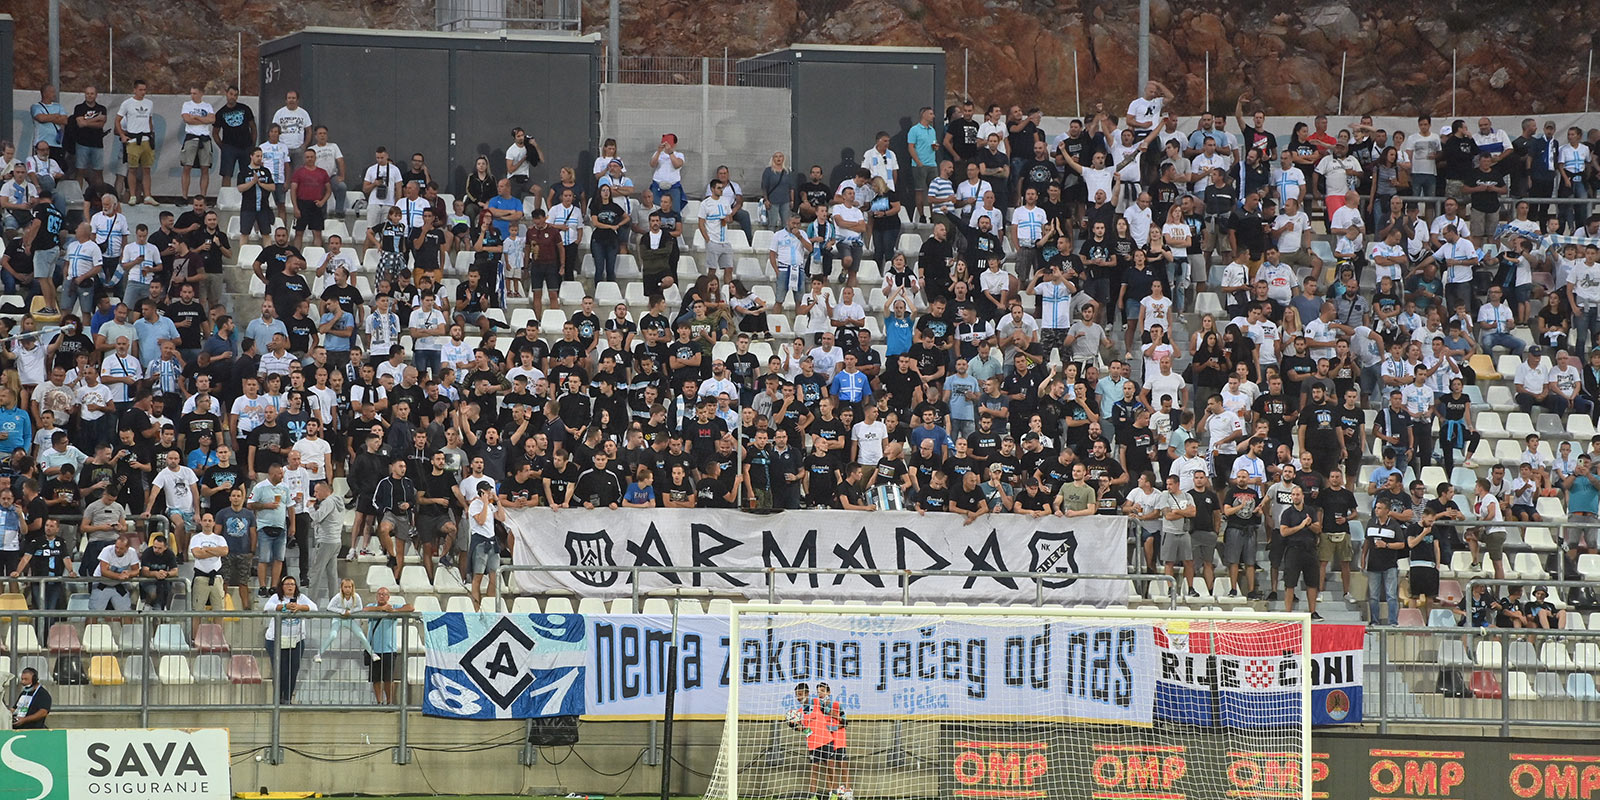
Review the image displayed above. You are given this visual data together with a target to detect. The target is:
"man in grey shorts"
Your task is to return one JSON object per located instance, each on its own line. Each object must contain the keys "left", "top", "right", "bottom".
{"left": 1154, "top": 474, "right": 1196, "bottom": 597}
{"left": 1221, "top": 469, "right": 1262, "bottom": 599}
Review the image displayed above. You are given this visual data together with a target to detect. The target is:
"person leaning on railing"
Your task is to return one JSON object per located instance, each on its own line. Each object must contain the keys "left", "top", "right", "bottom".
{"left": 11, "top": 517, "right": 74, "bottom": 611}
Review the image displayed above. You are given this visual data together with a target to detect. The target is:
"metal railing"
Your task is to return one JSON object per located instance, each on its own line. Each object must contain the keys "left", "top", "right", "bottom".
{"left": 435, "top": 0, "right": 582, "bottom": 32}
{"left": 498, "top": 563, "right": 1179, "bottom": 608}
{"left": 1365, "top": 623, "right": 1600, "bottom": 736}
{"left": 0, "top": 608, "right": 422, "bottom": 764}
{"left": 610, "top": 55, "right": 791, "bottom": 88}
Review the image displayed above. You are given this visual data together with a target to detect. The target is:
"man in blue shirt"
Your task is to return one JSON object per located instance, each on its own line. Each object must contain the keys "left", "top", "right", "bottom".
{"left": 132, "top": 299, "right": 179, "bottom": 364}
{"left": 0, "top": 387, "right": 31, "bottom": 456}
{"left": 907, "top": 106, "right": 939, "bottom": 224}
{"left": 942, "top": 358, "right": 980, "bottom": 440}
{"left": 486, "top": 178, "right": 523, "bottom": 237}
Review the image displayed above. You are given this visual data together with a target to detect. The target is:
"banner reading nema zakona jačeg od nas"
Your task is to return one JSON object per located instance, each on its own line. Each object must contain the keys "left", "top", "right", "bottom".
{"left": 0, "top": 728, "right": 230, "bottom": 800}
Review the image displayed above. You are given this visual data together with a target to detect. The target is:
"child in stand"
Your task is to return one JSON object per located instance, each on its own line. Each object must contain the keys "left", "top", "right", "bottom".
{"left": 503, "top": 221, "right": 526, "bottom": 299}
{"left": 313, "top": 577, "right": 375, "bottom": 663}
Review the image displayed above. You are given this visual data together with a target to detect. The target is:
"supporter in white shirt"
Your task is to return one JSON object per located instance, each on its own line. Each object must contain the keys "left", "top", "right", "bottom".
{"left": 1472, "top": 119, "right": 1512, "bottom": 162}
{"left": 1329, "top": 201, "right": 1365, "bottom": 248}
{"left": 361, "top": 149, "right": 404, "bottom": 226}
{"left": 1257, "top": 258, "right": 1296, "bottom": 304}
{"left": 851, "top": 407, "right": 889, "bottom": 466}
{"left": 1271, "top": 201, "right": 1310, "bottom": 257}
{"left": 1513, "top": 351, "right": 1553, "bottom": 407}
{"left": 271, "top": 92, "right": 313, "bottom": 151}
{"left": 1270, "top": 152, "right": 1306, "bottom": 202}
{"left": 1302, "top": 302, "right": 1340, "bottom": 362}
{"left": 1429, "top": 206, "right": 1471, "bottom": 243}
{"left": 1125, "top": 81, "right": 1172, "bottom": 130}
{"left": 1123, "top": 194, "right": 1154, "bottom": 245}
{"left": 861, "top": 135, "right": 899, "bottom": 191}
{"left": 1367, "top": 230, "right": 1407, "bottom": 285}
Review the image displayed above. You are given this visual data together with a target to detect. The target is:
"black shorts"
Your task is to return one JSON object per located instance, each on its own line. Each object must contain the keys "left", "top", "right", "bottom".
{"left": 1282, "top": 548, "right": 1319, "bottom": 591}
{"left": 808, "top": 744, "right": 838, "bottom": 764}
{"left": 416, "top": 513, "right": 452, "bottom": 544}
{"left": 0, "top": 550, "right": 19, "bottom": 574}
{"left": 369, "top": 651, "right": 398, "bottom": 683}
{"left": 532, "top": 261, "right": 562, "bottom": 291}
{"left": 295, "top": 200, "right": 326, "bottom": 231}
{"left": 1409, "top": 566, "right": 1440, "bottom": 598}
{"left": 356, "top": 493, "right": 378, "bottom": 515}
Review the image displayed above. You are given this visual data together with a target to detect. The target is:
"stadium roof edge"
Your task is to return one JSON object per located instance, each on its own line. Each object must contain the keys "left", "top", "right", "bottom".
{"left": 749, "top": 43, "right": 947, "bottom": 59}
{"left": 261, "top": 27, "right": 602, "bottom": 48}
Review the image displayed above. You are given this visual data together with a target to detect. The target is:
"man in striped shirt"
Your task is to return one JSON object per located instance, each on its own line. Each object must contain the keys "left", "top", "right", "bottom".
{"left": 62, "top": 222, "right": 104, "bottom": 320}
{"left": 927, "top": 160, "right": 961, "bottom": 247}
{"left": 99, "top": 335, "right": 141, "bottom": 410}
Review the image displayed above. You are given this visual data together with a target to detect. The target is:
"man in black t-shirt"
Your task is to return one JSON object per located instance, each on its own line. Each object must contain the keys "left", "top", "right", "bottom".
{"left": 796, "top": 165, "right": 832, "bottom": 222}
{"left": 1317, "top": 469, "right": 1360, "bottom": 605}
{"left": 945, "top": 102, "right": 981, "bottom": 166}
{"left": 213, "top": 86, "right": 257, "bottom": 186}
{"left": 70, "top": 87, "right": 111, "bottom": 185}
{"left": 1297, "top": 384, "right": 1342, "bottom": 476}
{"left": 1278, "top": 485, "right": 1320, "bottom": 618}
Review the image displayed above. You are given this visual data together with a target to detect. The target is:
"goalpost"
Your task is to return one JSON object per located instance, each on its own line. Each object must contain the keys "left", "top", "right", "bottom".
{"left": 705, "top": 604, "right": 1313, "bottom": 800}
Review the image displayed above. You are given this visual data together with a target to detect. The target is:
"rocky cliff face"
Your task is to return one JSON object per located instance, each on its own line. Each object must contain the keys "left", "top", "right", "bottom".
{"left": 12, "top": 0, "right": 1594, "bottom": 116}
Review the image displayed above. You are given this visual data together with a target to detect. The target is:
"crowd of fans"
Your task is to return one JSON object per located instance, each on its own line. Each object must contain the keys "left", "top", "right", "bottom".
{"left": 0, "top": 77, "right": 1599, "bottom": 628}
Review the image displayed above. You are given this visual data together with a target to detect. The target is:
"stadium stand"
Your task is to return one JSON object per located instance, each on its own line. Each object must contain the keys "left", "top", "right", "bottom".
{"left": 2, "top": 74, "right": 1600, "bottom": 722}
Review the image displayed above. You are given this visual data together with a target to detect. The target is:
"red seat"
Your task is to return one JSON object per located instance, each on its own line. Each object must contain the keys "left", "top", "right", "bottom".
{"left": 1397, "top": 608, "right": 1425, "bottom": 627}
{"left": 194, "top": 623, "right": 230, "bottom": 654}
{"left": 46, "top": 624, "right": 82, "bottom": 654}
{"left": 228, "top": 655, "right": 262, "bottom": 684}
{"left": 1438, "top": 580, "right": 1465, "bottom": 605}
{"left": 1471, "top": 670, "right": 1503, "bottom": 699}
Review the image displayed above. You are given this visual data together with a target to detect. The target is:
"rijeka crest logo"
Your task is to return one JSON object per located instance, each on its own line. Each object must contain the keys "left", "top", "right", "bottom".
{"left": 1027, "top": 530, "right": 1080, "bottom": 589}
{"left": 564, "top": 530, "right": 617, "bottom": 587}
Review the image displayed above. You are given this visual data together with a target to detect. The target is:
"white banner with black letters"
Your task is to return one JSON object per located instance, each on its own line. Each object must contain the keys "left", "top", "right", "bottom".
{"left": 583, "top": 613, "right": 1156, "bottom": 724}
{"left": 506, "top": 509, "right": 1130, "bottom": 606}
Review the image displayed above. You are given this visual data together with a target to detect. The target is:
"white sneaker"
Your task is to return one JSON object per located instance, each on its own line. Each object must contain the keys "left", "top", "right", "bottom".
{"left": 1343, "top": 593, "right": 1356, "bottom": 605}
{"left": 313, "top": 654, "right": 323, "bottom": 663}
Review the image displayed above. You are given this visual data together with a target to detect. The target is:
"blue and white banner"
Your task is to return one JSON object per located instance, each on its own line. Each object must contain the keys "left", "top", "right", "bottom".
{"left": 421, "top": 612, "right": 588, "bottom": 720}
{"left": 507, "top": 508, "right": 1131, "bottom": 607}
{"left": 583, "top": 613, "right": 1158, "bottom": 725}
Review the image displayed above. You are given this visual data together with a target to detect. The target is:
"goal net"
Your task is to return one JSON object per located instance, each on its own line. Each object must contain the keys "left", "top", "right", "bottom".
{"left": 703, "top": 605, "right": 1311, "bottom": 800}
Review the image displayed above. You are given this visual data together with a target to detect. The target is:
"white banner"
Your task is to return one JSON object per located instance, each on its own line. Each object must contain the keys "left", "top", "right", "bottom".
{"left": 583, "top": 613, "right": 1156, "bottom": 725}
{"left": 0, "top": 727, "right": 231, "bottom": 800}
{"left": 507, "top": 509, "right": 1129, "bottom": 606}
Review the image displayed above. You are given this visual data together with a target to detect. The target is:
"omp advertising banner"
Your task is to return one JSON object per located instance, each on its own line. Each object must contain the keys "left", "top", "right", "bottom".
{"left": 421, "top": 612, "right": 587, "bottom": 720}
{"left": 507, "top": 508, "right": 1130, "bottom": 606}
{"left": 586, "top": 613, "right": 1146, "bottom": 724}
{"left": 0, "top": 728, "right": 230, "bottom": 800}
{"left": 1316, "top": 734, "right": 1600, "bottom": 800}
{"left": 937, "top": 726, "right": 1322, "bottom": 800}
{"left": 1155, "top": 623, "right": 1363, "bottom": 727}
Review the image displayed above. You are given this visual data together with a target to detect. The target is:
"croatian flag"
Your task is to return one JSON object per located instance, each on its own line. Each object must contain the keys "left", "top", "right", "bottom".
{"left": 1153, "top": 623, "right": 1363, "bottom": 727}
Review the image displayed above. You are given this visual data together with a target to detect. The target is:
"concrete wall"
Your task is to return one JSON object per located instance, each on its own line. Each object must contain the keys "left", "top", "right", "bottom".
{"left": 10, "top": 89, "right": 261, "bottom": 197}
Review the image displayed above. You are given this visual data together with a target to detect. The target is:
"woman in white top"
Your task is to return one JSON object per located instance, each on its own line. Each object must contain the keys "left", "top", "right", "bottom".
{"left": 313, "top": 578, "right": 374, "bottom": 663}
{"left": 1161, "top": 205, "right": 1192, "bottom": 311}
{"left": 264, "top": 576, "right": 317, "bottom": 704}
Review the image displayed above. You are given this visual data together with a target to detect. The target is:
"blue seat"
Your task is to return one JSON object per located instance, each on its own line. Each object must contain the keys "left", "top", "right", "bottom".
{"left": 152, "top": 623, "right": 189, "bottom": 655}
{"left": 1567, "top": 673, "right": 1600, "bottom": 701}
{"left": 1429, "top": 609, "right": 1459, "bottom": 628}
{"left": 1464, "top": 384, "right": 1488, "bottom": 412}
